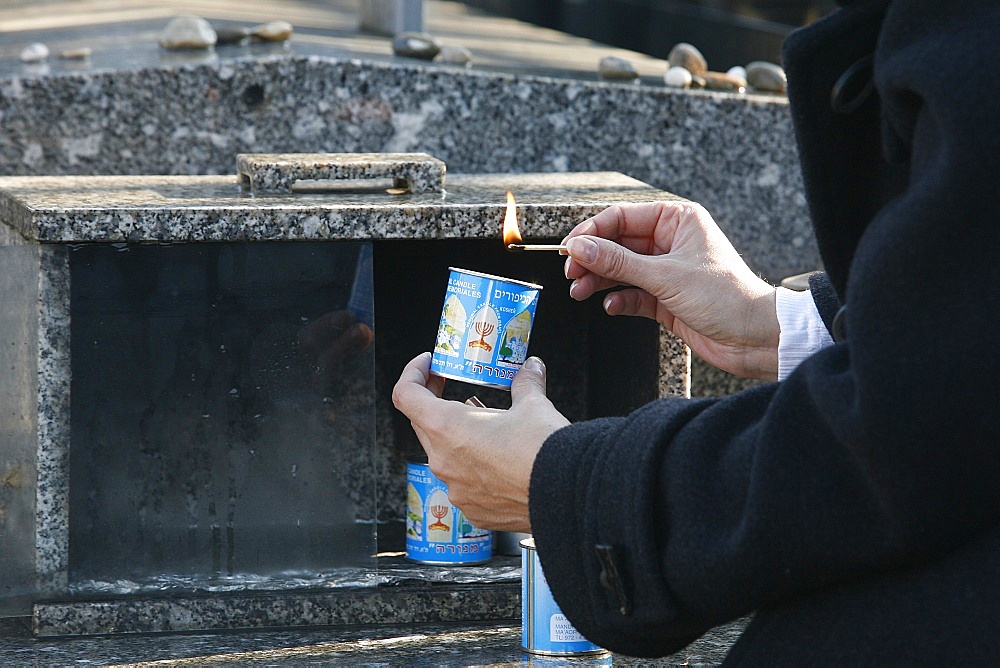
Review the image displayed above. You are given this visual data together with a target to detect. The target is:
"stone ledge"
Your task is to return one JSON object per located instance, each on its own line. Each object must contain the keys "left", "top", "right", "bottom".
{"left": 35, "top": 571, "right": 520, "bottom": 637}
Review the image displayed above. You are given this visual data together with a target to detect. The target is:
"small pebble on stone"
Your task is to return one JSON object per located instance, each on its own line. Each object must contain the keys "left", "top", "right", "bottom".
{"left": 746, "top": 61, "right": 787, "bottom": 94}
{"left": 392, "top": 32, "right": 443, "bottom": 60}
{"left": 250, "top": 21, "right": 293, "bottom": 43}
{"left": 20, "top": 43, "right": 49, "bottom": 63}
{"left": 701, "top": 71, "right": 746, "bottom": 92}
{"left": 727, "top": 65, "right": 747, "bottom": 81}
{"left": 780, "top": 272, "right": 813, "bottom": 291}
{"left": 215, "top": 26, "right": 251, "bottom": 45}
{"left": 668, "top": 42, "right": 707, "bottom": 76}
{"left": 58, "top": 47, "right": 92, "bottom": 60}
{"left": 159, "top": 16, "right": 217, "bottom": 50}
{"left": 664, "top": 65, "right": 693, "bottom": 88}
{"left": 434, "top": 45, "right": 473, "bottom": 66}
{"left": 690, "top": 75, "right": 707, "bottom": 89}
{"left": 598, "top": 55, "right": 639, "bottom": 81}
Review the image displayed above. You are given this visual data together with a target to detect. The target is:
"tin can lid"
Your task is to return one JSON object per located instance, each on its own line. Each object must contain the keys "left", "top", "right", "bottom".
{"left": 448, "top": 267, "right": 543, "bottom": 290}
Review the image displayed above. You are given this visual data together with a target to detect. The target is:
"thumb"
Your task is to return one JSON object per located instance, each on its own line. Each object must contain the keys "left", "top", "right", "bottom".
{"left": 511, "top": 356, "right": 547, "bottom": 405}
{"left": 565, "top": 235, "right": 648, "bottom": 287}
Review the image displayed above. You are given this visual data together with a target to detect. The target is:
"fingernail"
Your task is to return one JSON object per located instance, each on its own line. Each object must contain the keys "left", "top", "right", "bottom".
{"left": 524, "top": 357, "right": 544, "bottom": 374}
{"left": 566, "top": 236, "right": 597, "bottom": 263}
{"left": 569, "top": 280, "right": 580, "bottom": 299}
{"left": 603, "top": 296, "right": 614, "bottom": 313}
{"left": 563, "top": 256, "right": 572, "bottom": 279}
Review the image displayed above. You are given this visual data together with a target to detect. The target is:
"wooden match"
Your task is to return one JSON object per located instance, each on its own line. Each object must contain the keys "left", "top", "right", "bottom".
{"left": 506, "top": 243, "right": 568, "bottom": 252}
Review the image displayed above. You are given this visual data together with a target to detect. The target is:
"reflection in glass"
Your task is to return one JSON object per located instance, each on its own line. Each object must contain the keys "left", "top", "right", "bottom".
{"left": 0, "top": 244, "right": 42, "bottom": 615}
{"left": 68, "top": 241, "right": 376, "bottom": 591}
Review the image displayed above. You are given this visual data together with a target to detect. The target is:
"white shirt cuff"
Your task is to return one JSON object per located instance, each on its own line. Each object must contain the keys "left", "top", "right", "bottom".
{"left": 776, "top": 286, "right": 835, "bottom": 381}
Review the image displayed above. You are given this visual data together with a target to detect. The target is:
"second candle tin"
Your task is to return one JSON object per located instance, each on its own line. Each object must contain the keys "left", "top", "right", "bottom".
{"left": 405, "top": 458, "right": 492, "bottom": 565}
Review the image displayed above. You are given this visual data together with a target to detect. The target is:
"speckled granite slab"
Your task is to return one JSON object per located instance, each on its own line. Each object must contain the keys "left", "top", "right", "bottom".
{"left": 2, "top": 615, "right": 750, "bottom": 665}
{"left": 0, "top": 165, "right": 690, "bottom": 632}
{"left": 236, "top": 152, "right": 447, "bottom": 194}
{"left": 35, "top": 558, "right": 521, "bottom": 637}
{"left": 0, "top": 170, "right": 680, "bottom": 243}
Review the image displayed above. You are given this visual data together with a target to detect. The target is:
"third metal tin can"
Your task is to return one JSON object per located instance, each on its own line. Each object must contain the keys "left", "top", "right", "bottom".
{"left": 430, "top": 267, "right": 542, "bottom": 390}
{"left": 521, "top": 537, "right": 609, "bottom": 657}
{"left": 405, "top": 458, "right": 492, "bottom": 565}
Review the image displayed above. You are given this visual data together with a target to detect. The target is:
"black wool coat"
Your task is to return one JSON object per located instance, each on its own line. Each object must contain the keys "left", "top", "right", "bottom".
{"left": 529, "top": 0, "right": 1000, "bottom": 663}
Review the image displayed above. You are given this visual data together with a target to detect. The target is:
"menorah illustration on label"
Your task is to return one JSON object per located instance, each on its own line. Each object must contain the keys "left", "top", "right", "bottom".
{"left": 426, "top": 488, "right": 454, "bottom": 541}
{"left": 465, "top": 306, "right": 499, "bottom": 361}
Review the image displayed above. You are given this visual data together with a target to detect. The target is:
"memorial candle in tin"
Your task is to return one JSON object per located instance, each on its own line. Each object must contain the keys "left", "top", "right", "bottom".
{"left": 430, "top": 267, "right": 541, "bottom": 390}
{"left": 521, "top": 537, "right": 609, "bottom": 657}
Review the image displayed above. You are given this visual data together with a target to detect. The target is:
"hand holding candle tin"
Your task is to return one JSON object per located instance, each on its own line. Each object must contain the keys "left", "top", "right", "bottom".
{"left": 392, "top": 353, "right": 568, "bottom": 533}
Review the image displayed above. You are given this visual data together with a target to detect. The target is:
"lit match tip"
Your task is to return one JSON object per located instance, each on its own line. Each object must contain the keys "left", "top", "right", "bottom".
{"left": 506, "top": 243, "right": 568, "bottom": 253}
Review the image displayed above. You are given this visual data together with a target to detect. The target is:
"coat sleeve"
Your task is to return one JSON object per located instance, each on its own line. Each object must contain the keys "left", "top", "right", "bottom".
{"left": 807, "top": 271, "right": 840, "bottom": 334}
{"left": 529, "top": 0, "right": 1000, "bottom": 657}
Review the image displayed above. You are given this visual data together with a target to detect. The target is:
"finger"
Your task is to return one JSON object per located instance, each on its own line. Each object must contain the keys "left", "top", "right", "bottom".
{"left": 565, "top": 254, "right": 613, "bottom": 281}
{"left": 564, "top": 234, "right": 620, "bottom": 296}
{"left": 427, "top": 371, "right": 446, "bottom": 398}
{"left": 566, "top": 235, "right": 658, "bottom": 292}
{"left": 562, "top": 202, "right": 661, "bottom": 244}
{"left": 602, "top": 287, "right": 661, "bottom": 320}
{"left": 563, "top": 204, "right": 632, "bottom": 242}
{"left": 568, "top": 271, "right": 620, "bottom": 301}
{"left": 564, "top": 201, "right": 684, "bottom": 281}
{"left": 564, "top": 203, "right": 657, "bottom": 245}
{"left": 586, "top": 201, "right": 683, "bottom": 242}
{"left": 392, "top": 352, "right": 437, "bottom": 414}
{"left": 562, "top": 214, "right": 599, "bottom": 241}
{"left": 510, "top": 356, "right": 547, "bottom": 405}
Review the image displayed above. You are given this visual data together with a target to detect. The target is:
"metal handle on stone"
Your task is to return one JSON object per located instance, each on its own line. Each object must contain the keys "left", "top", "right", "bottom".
{"left": 236, "top": 153, "right": 446, "bottom": 195}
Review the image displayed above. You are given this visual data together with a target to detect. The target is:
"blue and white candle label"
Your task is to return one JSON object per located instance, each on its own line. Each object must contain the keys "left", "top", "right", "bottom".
{"left": 431, "top": 267, "right": 541, "bottom": 390}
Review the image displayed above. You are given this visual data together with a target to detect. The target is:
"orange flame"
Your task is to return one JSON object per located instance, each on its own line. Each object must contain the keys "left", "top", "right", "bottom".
{"left": 502, "top": 191, "right": 522, "bottom": 247}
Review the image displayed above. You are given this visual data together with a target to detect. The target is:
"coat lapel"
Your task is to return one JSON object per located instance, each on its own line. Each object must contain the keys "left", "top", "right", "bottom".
{"left": 782, "top": 0, "right": 892, "bottom": 300}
